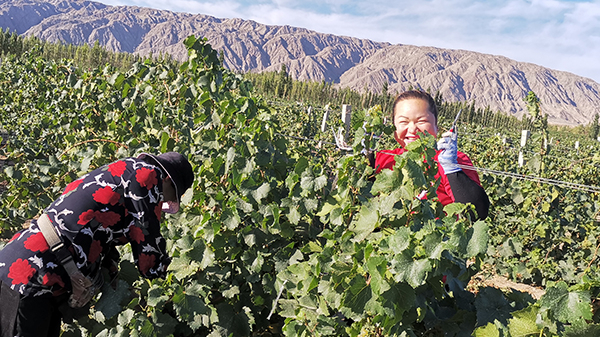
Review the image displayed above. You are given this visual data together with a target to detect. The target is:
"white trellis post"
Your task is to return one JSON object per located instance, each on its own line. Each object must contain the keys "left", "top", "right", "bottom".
{"left": 519, "top": 130, "right": 530, "bottom": 167}
{"left": 341, "top": 104, "right": 352, "bottom": 143}
{"left": 319, "top": 106, "right": 330, "bottom": 148}
{"left": 520, "top": 130, "right": 530, "bottom": 147}
{"left": 307, "top": 106, "right": 313, "bottom": 138}
{"left": 320, "top": 106, "right": 330, "bottom": 133}
{"left": 518, "top": 152, "right": 524, "bottom": 167}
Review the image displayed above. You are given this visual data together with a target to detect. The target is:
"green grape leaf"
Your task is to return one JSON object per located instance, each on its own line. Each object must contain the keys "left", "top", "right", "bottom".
{"left": 371, "top": 166, "right": 403, "bottom": 195}
{"left": 564, "top": 324, "right": 600, "bottom": 337}
{"left": 214, "top": 303, "right": 252, "bottom": 337}
{"left": 151, "top": 311, "right": 178, "bottom": 337}
{"left": 467, "top": 220, "right": 489, "bottom": 257}
{"left": 118, "top": 308, "right": 136, "bottom": 327}
{"left": 172, "top": 288, "right": 210, "bottom": 330}
{"left": 508, "top": 306, "right": 540, "bottom": 337}
{"left": 341, "top": 275, "right": 373, "bottom": 321}
{"left": 387, "top": 227, "right": 411, "bottom": 253}
{"left": 474, "top": 287, "right": 512, "bottom": 326}
{"left": 168, "top": 256, "right": 200, "bottom": 280}
{"left": 539, "top": 282, "right": 592, "bottom": 324}
{"left": 512, "top": 189, "right": 524, "bottom": 205}
{"left": 402, "top": 159, "right": 426, "bottom": 188}
{"left": 147, "top": 284, "right": 170, "bottom": 308}
{"left": 390, "top": 251, "right": 431, "bottom": 288}
{"left": 251, "top": 182, "right": 271, "bottom": 202}
{"left": 381, "top": 282, "right": 415, "bottom": 317}
{"left": 95, "top": 279, "right": 131, "bottom": 320}
{"left": 139, "top": 319, "right": 155, "bottom": 337}
{"left": 349, "top": 201, "right": 379, "bottom": 242}
{"left": 366, "top": 256, "right": 390, "bottom": 296}
{"left": 473, "top": 322, "right": 500, "bottom": 337}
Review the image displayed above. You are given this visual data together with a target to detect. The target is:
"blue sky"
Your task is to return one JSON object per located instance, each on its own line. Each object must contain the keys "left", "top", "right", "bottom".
{"left": 99, "top": 0, "right": 600, "bottom": 83}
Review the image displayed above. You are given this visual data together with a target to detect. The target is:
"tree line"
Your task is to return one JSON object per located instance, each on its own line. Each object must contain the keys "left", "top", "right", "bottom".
{"left": 246, "top": 64, "right": 552, "bottom": 133}
{"left": 0, "top": 27, "right": 176, "bottom": 71}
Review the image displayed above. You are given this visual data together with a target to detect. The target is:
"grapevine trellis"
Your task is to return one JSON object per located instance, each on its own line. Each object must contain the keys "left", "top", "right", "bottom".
{"left": 2, "top": 36, "right": 600, "bottom": 336}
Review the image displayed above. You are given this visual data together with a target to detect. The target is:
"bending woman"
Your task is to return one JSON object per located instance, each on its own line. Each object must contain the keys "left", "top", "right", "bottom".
{"left": 372, "top": 90, "right": 489, "bottom": 220}
{"left": 0, "top": 152, "right": 194, "bottom": 337}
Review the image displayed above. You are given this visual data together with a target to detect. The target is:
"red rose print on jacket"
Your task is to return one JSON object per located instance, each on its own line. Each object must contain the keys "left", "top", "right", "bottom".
{"left": 63, "top": 179, "right": 83, "bottom": 195}
{"left": 129, "top": 225, "right": 145, "bottom": 244}
{"left": 8, "top": 258, "right": 36, "bottom": 285}
{"left": 154, "top": 203, "right": 162, "bottom": 221}
{"left": 93, "top": 186, "right": 120, "bottom": 205}
{"left": 43, "top": 273, "right": 65, "bottom": 288}
{"left": 88, "top": 240, "right": 103, "bottom": 263}
{"left": 95, "top": 211, "right": 121, "bottom": 228}
{"left": 78, "top": 209, "right": 97, "bottom": 225}
{"left": 23, "top": 232, "right": 49, "bottom": 252}
{"left": 138, "top": 253, "right": 156, "bottom": 276}
{"left": 108, "top": 160, "right": 127, "bottom": 176}
{"left": 136, "top": 167, "right": 158, "bottom": 190}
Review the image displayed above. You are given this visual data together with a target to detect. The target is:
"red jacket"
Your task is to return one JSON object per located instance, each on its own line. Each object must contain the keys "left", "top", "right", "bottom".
{"left": 374, "top": 148, "right": 481, "bottom": 206}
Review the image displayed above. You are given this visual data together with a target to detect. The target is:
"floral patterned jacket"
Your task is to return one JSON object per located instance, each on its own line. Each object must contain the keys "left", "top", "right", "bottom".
{"left": 0, "top": 157, "right": 170, "bottom": 297}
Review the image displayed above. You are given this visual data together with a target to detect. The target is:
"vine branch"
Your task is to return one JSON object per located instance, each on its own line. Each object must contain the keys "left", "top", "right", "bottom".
{"left": 60, "top": 139, "right": 128, "bottom": 157}
{"left": 586, "top": 239, "right": 600, "bottom": 271}
{"left": 163, "top": 81, "right": 173, "bottom": 106}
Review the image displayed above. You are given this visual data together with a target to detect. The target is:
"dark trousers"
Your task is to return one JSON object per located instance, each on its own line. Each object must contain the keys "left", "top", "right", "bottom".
{"left": 0, "top": 281, "right": 19, "bottom": 337}
{"left": 0, "top": 281, "right": 64, "bottom": 337}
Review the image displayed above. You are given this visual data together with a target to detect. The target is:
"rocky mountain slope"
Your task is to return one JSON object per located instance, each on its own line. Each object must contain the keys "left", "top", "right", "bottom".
{"left": 1, "top": 0, "right": 599, "bottom": 125}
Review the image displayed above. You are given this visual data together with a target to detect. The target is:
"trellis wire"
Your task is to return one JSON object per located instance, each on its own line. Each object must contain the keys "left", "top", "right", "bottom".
{"left": 451, "top": 163, "right": 600, "bottom": 194}
{"left": 278, "top": 131, "right": 600, "bottom": 194}
{"left": 268, "top": 101, "right": 600, "bottom": 194}
{"left": 376, "top": 150, "right": 600, "bottom": 194}
{"left": 274, "top": 132, "right": 336, "bottom": 146}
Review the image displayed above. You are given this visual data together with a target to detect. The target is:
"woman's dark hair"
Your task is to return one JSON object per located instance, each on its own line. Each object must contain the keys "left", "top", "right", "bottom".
{"left": 392, "top": 90, "right": 438, "bottom": 123}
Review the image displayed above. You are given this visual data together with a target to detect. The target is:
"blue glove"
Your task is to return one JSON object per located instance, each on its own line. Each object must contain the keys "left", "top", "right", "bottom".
{"left": 437, "top": 131, "right": 461, "bottom": 174}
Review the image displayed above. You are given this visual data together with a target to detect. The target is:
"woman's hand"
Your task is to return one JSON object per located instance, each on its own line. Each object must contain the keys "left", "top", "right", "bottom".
{"left": 437, "top": 131, "right": 461, "bottom": 174}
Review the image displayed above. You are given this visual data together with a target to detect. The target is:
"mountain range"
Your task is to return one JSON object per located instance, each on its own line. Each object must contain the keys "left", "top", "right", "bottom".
{"left": 1, "top": 0, "right": 599, "bottom": 125}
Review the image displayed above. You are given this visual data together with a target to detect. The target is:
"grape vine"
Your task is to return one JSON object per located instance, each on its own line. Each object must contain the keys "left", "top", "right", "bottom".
{"left": 2, "top": 36, "right": 600, "bottom": 336}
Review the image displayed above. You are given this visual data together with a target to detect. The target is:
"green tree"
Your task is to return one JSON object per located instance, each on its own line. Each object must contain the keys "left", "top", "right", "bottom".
{"left": 591, "top": 113, "right": 599, "bottom": 140}
{"left": 524, "top": 90, "right": 549, "bottom": 174}
{"left": 275, "top": 63, "right": 291, "bottom": 98}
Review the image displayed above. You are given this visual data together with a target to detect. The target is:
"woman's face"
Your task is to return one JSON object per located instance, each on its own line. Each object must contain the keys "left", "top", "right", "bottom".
{"left": 393, "top": 98, "right": 438, "bottom": 148}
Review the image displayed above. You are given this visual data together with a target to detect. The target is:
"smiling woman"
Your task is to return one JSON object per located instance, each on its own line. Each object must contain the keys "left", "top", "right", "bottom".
{"left": 372, "top": 90, "right": 490, "bottom": 220}
{"left": 392, "top": 91, "right": 438, "bottom": 148}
